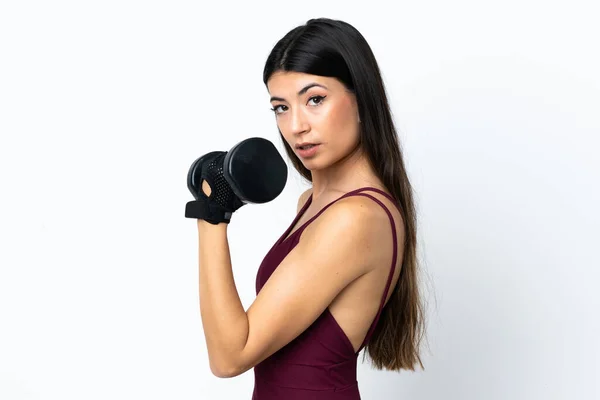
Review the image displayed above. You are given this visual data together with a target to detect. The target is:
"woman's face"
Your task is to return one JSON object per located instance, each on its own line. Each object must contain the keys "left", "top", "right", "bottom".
{"left": 266, "top": 71, "right": 361, "bottom": 169}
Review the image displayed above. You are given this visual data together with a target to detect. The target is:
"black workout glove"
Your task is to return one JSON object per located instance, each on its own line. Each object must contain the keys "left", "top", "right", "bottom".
{"left": 185, "top": 151, "right": 244, "bottom": 224}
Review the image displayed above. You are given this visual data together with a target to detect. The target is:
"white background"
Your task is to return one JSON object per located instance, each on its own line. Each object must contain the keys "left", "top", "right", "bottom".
{"left": 1, "top": 1, "right": 598, "bottom": 399}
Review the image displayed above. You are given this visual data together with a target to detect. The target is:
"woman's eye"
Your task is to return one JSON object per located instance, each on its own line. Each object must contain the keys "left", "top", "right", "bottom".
{"left": 271, "top": 105, "right": 287, "bottom": 114}
{"left": 308, "top": 95, "right": 325, "bottom": 106}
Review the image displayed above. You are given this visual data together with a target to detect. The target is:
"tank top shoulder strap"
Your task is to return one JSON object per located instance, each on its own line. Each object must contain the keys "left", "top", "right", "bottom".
{"left": 278, "top": 186, "right": 402, "bottom": 354}
{"left": 274, "top": 192, "right": 314, "bottom": 247}
{"left": 281, "top": 187, "right": 401, "bottom": 353}
{"left": 302, "top": 186, "right": 401, "bottom": 225}
{"left": 309, "top": 187, "right": 400, "bottom": 341}
{"left": 337, "top": 187, "right": 401, "bottom": 353}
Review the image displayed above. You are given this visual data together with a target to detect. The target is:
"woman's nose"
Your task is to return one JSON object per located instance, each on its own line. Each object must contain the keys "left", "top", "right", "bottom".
{"left": 289, "top": 107, "right": 309, "bottom": 134}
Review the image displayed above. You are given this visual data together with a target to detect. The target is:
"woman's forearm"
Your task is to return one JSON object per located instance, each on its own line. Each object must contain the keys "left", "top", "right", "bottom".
{"left": 197, "top": 220, "right": 249, "bottom": 376}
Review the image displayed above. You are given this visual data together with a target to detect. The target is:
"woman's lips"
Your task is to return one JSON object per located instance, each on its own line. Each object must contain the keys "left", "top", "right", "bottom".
{"left": 297, "top": 144, "right": 321, "bottom": 158}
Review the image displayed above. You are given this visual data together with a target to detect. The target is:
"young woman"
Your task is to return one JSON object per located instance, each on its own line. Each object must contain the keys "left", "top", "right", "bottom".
{"left": 197, "top": 17, "right": 426, "bottom": 399}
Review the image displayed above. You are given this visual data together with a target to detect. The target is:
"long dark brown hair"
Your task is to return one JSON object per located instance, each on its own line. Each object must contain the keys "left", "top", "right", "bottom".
{"left": 263, "top": 18, "right": 428, "bottom": 371}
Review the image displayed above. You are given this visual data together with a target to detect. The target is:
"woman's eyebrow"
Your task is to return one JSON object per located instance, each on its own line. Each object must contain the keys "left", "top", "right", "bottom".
{"left": 269, "top": 83, "right": 328, "bottom": 102}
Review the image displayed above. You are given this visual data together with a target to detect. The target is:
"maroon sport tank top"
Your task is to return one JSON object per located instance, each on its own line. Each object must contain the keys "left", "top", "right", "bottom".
{"left": 252, "top": 187, "right": 402, "bottom": 400}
